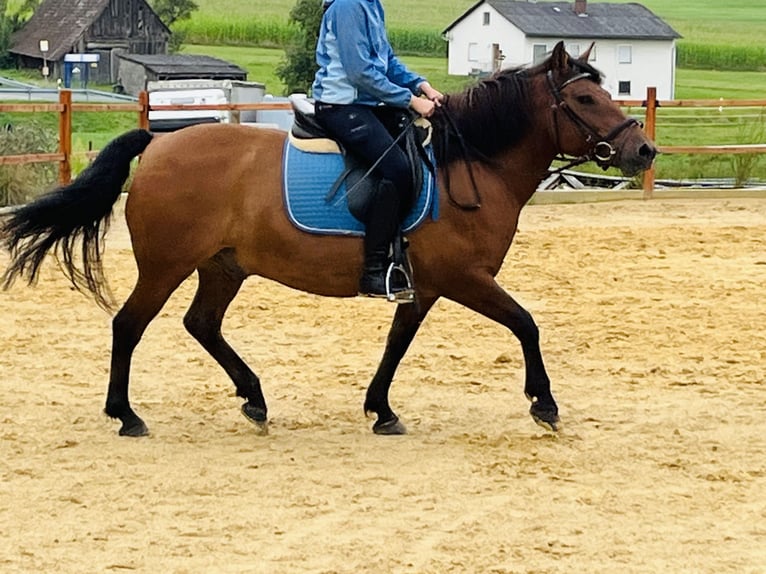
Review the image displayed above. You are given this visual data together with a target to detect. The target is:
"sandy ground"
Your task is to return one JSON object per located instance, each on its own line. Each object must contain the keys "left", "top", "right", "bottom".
{"left": 1, "top": 197, "right": 765, "bottom": 573}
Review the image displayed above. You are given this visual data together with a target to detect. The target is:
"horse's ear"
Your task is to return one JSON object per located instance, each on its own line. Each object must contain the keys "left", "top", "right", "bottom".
{"left": 580, "top": 42, "right": 595, "bottom": 63}
{"left": 550, "top": 41, "right": 569, "bottom": 72}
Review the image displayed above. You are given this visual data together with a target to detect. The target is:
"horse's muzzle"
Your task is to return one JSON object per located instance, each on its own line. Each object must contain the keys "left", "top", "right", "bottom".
{"left": 613, "top": 130, "right": 658, "bottom": 177}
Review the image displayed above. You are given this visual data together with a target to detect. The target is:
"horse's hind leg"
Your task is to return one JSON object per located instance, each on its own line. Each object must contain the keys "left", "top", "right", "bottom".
{"left": 183, "top": 250, "right": 268, "bottom": 433}
{"left": 364, "top": 296, "right": 437, "bottom": 434}
{"left": 106, "top": 269, "right": 192, "bottom": 436}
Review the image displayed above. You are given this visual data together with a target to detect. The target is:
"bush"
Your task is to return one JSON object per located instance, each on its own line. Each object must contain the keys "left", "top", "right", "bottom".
{"left": 0, "top": 121, "right": 57, "bottom": 206}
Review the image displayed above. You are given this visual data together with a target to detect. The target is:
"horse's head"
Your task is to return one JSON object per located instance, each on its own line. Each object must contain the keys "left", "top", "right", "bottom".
{"left": 540, "top": 41, "right": 657, "bottom": 176}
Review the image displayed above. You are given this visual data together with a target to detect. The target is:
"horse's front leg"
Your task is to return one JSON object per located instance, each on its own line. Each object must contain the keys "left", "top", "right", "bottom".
{"left": 447, "top": 275, "right": 559, "bottom": 431}
{"left": 364, "top": 296, "right": 438, "bottom": 435}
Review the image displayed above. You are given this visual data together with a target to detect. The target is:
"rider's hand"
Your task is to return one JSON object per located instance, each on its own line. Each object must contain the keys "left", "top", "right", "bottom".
{"left": 418, "top": 81, "right": 444, "bottom": 104}
{"left": 410, "top": 95, "right": 437, "bottom": 118}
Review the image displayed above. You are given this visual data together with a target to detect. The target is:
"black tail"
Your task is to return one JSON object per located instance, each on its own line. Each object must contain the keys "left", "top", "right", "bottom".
{"left": 1, "top": 129, "right": 153, "bottom": 310}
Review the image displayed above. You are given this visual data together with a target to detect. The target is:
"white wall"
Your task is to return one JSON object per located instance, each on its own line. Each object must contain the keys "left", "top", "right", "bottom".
{"left": 444, "top": 3, "right": 526, "bottom": 75}
{"left": 517, "top": 37, "right": 676, "bottom": 99}
{"left": 446, "top": 4, "right": 677, "bottom": 99}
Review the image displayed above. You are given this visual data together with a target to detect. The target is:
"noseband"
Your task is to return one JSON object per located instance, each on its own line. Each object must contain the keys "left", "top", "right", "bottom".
{"left": 546, "top": 70, "right": 640, "bottom": 171}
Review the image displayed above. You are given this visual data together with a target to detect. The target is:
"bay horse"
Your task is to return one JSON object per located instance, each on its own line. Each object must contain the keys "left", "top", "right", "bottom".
{"left": 1, "top": 42, "right": 656, "bottom": 437}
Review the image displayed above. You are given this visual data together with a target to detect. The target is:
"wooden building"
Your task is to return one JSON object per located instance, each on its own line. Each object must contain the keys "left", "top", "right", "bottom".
{"left": 10, "top": 0, "right": 170, "bottom": 86}
{"left": 117, "top": 53, "right": 248, "bottom": 96}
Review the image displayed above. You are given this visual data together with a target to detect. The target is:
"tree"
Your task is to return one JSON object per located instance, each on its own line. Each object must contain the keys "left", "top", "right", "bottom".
{"left": 149, "top": 0, "right": 198, "bottom": 27}
{"left": 0, "top": 1, "right": 12, "bottom": 67}
{"left": 149, "top": 0, "right": 199, "bottom": 52}
{"left": 276, "top": 0, "right": 323, "bottom": 95}
{"left": 10, "top": 0, "right": 41, "bottom": 18}
{"left": 0, "top": 0, "right": 40, "bottom": 66}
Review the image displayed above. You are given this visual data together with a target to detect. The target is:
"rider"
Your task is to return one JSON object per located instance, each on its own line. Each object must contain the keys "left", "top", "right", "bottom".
{"left": 312, "top": 0, "right": 443, "bottom": 299}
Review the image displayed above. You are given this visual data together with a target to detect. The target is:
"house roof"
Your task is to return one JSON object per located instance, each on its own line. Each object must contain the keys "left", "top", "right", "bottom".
{"left": 444, "top": 0, "right": 681, "bottom": 40}
{"left": 10, "top": 0, "right": 170, "bottom": 61}
{"left": 118, "top": 54, "right": 248, "bottom": 80}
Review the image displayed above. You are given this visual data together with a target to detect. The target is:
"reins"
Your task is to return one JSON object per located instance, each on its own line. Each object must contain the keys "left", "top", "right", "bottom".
{"left": 435, "top": 106, "right": 482, "bottom": 210}
{"left": 329, "top": 108, "right": 484, "bottom": 211}
{"left": 546, "top": 70, "right": 640, "bottom": 173}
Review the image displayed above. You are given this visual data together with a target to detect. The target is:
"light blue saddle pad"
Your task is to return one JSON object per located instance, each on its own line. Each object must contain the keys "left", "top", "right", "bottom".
{"left": 282, "top": 139, "right": 438, "bottom": 236}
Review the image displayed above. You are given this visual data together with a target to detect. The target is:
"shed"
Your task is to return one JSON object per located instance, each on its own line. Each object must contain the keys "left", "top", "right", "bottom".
{"left": 443, "top": 0, "right": 681, "bottom": 99}
{"left": 10, "top": 0, "right": 170, "bottom": 86}
{"left": 116, "top": 54, "right": 248, "bottom": 96}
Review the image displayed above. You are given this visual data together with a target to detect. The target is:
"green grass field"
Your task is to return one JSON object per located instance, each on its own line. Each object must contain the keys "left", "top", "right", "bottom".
{"left": 182, "top": 45, "right": 766, "bottom": 100}
{"left": 6, "top": 0, "right": 762, "bottom": 48}
{"left": 177, "top": 44, "right": 766, "bottom": 183}
{"left": 9, "top": 0, "right": 759, "bottom": 42}
{"left": 187, "top": 0, "right": 762, "bottom": 48}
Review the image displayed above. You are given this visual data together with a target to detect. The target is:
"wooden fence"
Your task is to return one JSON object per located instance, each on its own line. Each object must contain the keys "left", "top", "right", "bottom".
{"left": 2, "top": 88, "right": 765, "bottom": 198}
{"left": 617, "top": 87, "right": 766, "bottom": 198}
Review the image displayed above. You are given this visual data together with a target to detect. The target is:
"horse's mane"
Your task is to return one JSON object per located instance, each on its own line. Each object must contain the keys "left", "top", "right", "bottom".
{"left": 430, "top": 55, "right": 602, "bottom": 167}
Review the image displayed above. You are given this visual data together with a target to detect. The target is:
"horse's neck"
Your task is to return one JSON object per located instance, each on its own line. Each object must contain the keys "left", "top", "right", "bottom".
{"left": 437, "top": 130, "right": 557, "bottom": 213}
{"left": 493, "top": 134, "right": 558, "bottom": 205}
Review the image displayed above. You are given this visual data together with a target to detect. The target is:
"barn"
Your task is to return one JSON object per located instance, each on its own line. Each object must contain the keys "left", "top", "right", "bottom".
{"left": 443, "top": 0, "right": 681, "bottom": 99}
{"left": 9, "top": 0, "right": 170, "bottom": 87}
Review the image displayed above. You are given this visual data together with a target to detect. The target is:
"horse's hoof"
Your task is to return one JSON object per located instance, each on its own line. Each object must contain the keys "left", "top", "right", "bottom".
{"left": 530, "top": 402, "right": 560, "bottom": 432}
{"left": 373, "top": 416, "right": 407, "bottom": 435}
{"left": 119, "top": 419, "right": 149, "bottom": 437}
{"left": 241, "top": 403, "right": 269, "bottom": 435}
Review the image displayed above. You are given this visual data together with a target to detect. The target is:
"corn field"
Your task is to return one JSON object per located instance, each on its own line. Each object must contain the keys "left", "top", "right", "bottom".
{"left": 176, "top": 17, "right": 447, "bottom": 57}
{"left": 678, "top": 43, "right": 766, "bottom": 72}
{"left": 174, "top": 14, "right": 766, "bottom": 69}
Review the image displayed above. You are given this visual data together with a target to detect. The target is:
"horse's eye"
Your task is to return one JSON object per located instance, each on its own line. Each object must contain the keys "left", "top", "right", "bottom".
{"left": 576, "top": 95, "right": 595, "bottom": 105}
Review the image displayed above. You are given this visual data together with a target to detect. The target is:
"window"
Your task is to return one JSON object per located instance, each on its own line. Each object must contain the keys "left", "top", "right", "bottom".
{"left": 468, "top": 43, "right": 479, "bottom": 62}
{"left": 618, "top": 81, "right": 631, "bottom": 95}
{"left": 618, "top": 45, "right": 632, "bottom": 64}
{"left": 566, "top": 43, "right": 580, "bottom": 58}
{"left": 588, "top": 44, "right": 597, "bottom": 62}
{"left": 533, "top": 44, "right": 548, "bottom": 64}
{"left": 483, "top": 11, "right": 490, "bottom": 25}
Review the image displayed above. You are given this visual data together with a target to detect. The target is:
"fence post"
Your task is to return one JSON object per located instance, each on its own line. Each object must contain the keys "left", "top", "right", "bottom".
{"left": 642, "top": 86, "right": 657, "bottom": 199}
{"left": 138, "top": 91, "right": 149, "bottom": 130}
{"left": 58, "top": 89, "right": 72, "bottom": 184}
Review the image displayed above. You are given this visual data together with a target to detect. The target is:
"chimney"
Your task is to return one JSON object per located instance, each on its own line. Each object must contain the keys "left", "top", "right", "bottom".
{"left": 574, "top": 0, "right": 587, "bottom": 15}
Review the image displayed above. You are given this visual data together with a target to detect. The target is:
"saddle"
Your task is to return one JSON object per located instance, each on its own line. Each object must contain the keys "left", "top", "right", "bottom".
{"left": 288, "top": 96, "right": 434, "bottom": 303}
{"left": 289, "top": 95, "right": 433, "bottom": 220}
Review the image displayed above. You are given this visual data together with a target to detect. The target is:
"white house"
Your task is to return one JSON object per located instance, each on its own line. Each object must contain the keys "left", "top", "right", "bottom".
{"left": 443, "top": 0, "right": 681, "bottom": 99}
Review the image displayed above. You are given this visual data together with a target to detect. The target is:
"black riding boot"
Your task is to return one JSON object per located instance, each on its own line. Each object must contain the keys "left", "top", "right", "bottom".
{"left": 358, "top": 180, "right": 410, "bottom": 298}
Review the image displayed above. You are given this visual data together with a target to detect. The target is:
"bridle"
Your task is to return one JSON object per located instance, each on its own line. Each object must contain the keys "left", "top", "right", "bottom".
{"left": 430, "top": 67, "right": 643, "bottom": 210}
{"left": 546, "top": 70, "right": 641, "bottom": 172}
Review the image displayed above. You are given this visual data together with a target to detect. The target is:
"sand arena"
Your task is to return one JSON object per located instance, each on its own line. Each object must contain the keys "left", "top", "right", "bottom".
{"left": 1, "top": 197, "right": 764, "bottom": 573}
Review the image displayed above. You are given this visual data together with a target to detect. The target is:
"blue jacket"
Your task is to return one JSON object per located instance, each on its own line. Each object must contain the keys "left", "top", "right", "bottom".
{"left": 312, "top": 0, "right": 426, "bottom": 108}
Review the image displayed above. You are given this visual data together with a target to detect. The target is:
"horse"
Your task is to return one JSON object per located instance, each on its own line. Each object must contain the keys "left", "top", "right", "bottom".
{"left": 1, "top": 42, "right": 656, "bottom": 437}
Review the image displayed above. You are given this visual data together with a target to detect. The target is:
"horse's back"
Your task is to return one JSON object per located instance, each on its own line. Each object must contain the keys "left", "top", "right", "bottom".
{"left": 136, "top": 123, "right": 286, "bottom": 179}
{"left": 126, "top": 124, "right": 288, "bottom": 266}
{"left": 124, "top": 123, "right": 365, "bottom": 295}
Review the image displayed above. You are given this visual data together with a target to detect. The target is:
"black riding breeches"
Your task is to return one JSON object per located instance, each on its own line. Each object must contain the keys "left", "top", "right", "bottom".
{"left": 314, "top": 102, "right": 413, "bottom": 202}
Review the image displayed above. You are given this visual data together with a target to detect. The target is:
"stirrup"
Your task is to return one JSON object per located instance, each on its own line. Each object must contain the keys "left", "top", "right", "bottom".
{"left": 385, "top": 262, "right": 415, "bottom": 304}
